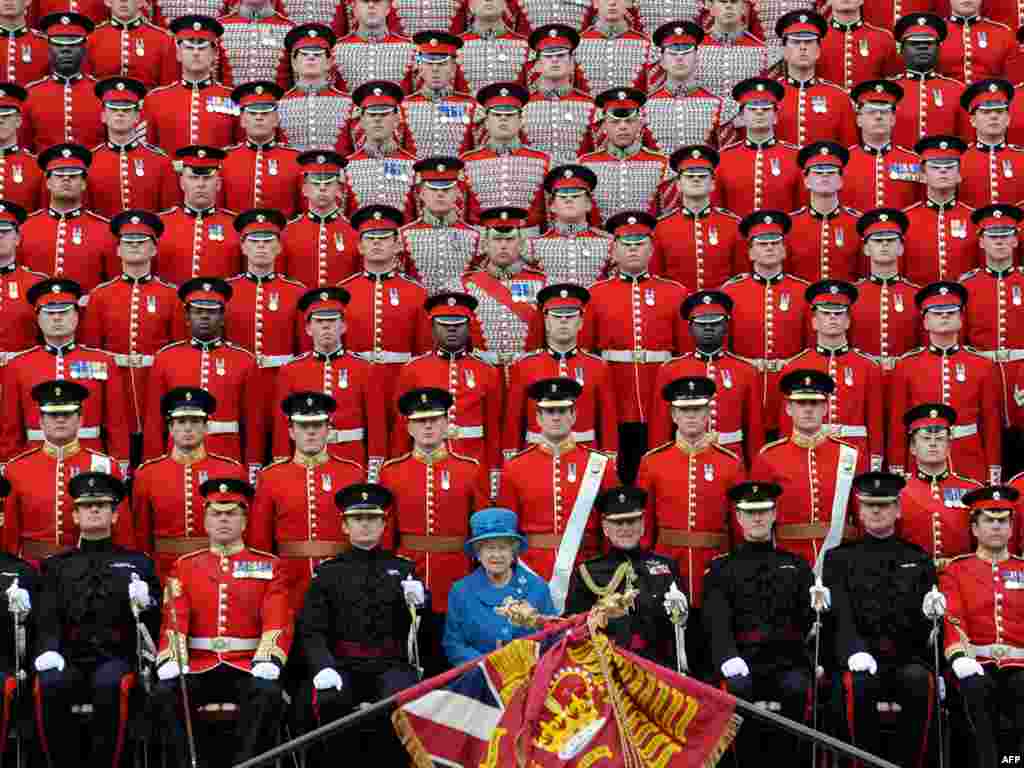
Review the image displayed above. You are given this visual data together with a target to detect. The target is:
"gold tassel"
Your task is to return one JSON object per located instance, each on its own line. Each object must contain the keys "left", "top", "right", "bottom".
{"left": 703, "top": 714, "right": 742, "bottom": 767}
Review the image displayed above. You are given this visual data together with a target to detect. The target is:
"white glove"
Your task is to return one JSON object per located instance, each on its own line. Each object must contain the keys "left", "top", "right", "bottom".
{"left": 922, "top": 587, "right": 947, "bottom": 620}
{"left": 663, "top": 581, "right": 689, "bottom": 622}
{"left": 6, "top": 579, "right": 30, "bottom": 615}
{"left": 34, "top": 651, "right": 65, "bottom": 672}
{"left": 128, "top": 574, "right": 151, "bottom": 610}
{"left": 721, "top": 656, "right": 750, "bottom": 678}
{"left": 809, "top": 578, "right": 831, "bottom": 612}
{"left": 313, "top": 667, "right": 343, "bottom": 691}
{"left": 952, "top": 657, "right": 985, "bottom": 679}
{"left": 402, "top": 576, "right": 425, "bottom": 607}
{"left": 158, "top": 661, "right": 181, "bottom": 681}
{"left": 251, "top": 662, "right": 280, "bottom": 681}
{"left": 848, "top": 652, "right": 878, "bottom": 675}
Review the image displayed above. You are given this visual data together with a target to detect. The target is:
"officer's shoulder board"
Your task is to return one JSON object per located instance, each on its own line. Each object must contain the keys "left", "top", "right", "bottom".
{"left": 657, "top": 209, "right": 676, "bottom": 221}
{"left": 963, "top": 345, "right": 991, "bottom": 360}
{"left": 469, "top": 350, "right": 496, "bottom": 367}
{"left": 791, "top": 206, "right": 809, "bottom": 216}
{"left": 758, "top": 436, "right": 789, "bottom": 454}
{"left": 841, "top": 205, "right": 861, "bottom": 217}
{"left": 641, "top": 440, "right": 675, "bottom": 460}
{"left": 448, "top": 449, "right": 481, "bottom": 465}
{"left": 721, "top": 273, "right": 749, "bottom": 287}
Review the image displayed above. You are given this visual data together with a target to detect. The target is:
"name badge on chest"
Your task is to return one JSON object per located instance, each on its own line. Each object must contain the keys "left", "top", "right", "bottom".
{"left": 233, "top": 560, "right": 273, "bottom": 579}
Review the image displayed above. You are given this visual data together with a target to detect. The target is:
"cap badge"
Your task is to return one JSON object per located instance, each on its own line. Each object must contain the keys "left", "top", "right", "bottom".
{"left": 752, "top": 484, "right": 758, "bottom": 493}
{"left": 320, "top": 291, "right": 328, "bottom": 300}
{"left": 880, "top": 213, "right": 889, "bottom": 221}
{"left": 563, "top": 169, "right": 573, "bottom": 178}
{"left": 55, "top": 386, "right": 61, "bottom": 396}
{"left": 873, "top": 478, "right": 881, "bottom": 488}
{"left": 995, "top": 210, "right": 1003, "bottom": 217}
{"left": 618, "top": 493, "right": 626, "bottom": 502}
{"left": 820, "top": 146, "right": 829, "bottom": 155}
{"left": 550, "top": 382, "right": 557, "bottom": 392}
{"left": 447, "top": 297, "right": 456, "bottom": 306}
{"left": 756, "top": 83, "right": 765, "bottom": 91}
{"left": 687, "top": 381, "right": 695, "bottom": 390}
{"left": 130, "top": 215, "right": 139, "bottom": 224}
{"left": 939, "top": 286, "right": 949, "bottom": 295}
{"left": 420, "top": 393, "right": 427, "bottom": 402}
{"left": 373, "top": 87, "right": 382, "bottom": 96}
{"left": 830, "top": 285, "right": 839, "bottom": 294}
{"left": 703, "top": 295, "right": 711, "bottom": 303}
{"left": 307, "top": 29, "right": 316, "bottom": 37}
{"left": 500, "top": 87, "right": 509, "bottom": 96}
{"left": 88, "top": 478, "right": 95, "bottom": 487}
{"left": 930, "top": 409, "right": 938, "bottom": 417}
{"left": 61, "top": 149, "right": 71, "bottom": 158}
{"left": 51, "top": 284, "right": 59, "bottom": 293}
{"left": 116, "top": 82, "right": 125, "bottom": 90}
{"left": 627, "top": 216, "right": 636, "bottom": 225}
{"left": 185, "top": 391, "right": 192, "bottom": 400}
{"left": 316, "top": 154, "right": 325, "bottom": 163}
{"left": 429, "top": 38, "right": 437, "bottom": 45}
{"left": 192, "top": 21, "right": 201, "bottom": 30}
{"left": 437, "top": 163, "right": 446, "bottom": 172}
{"left": 548, "top": 29, "right": 557, "bottom": 37}
{"left": 256, "top": 214, "right": 265, "bottom": 223}
{"left": 254, "top": 85, "right": 264, "bottom": 95}
{"left": 197, "top": 149, "right": 206, "bottom": 158}
{"left": 373, "top": 211, "right": 382, "bottom": 220}
{"left": 691, "top": 149, "right": 701, "bottom": 158}
{"left": 990, "top": 83, "right": 999, "bottom": 92}
{"left": 918, "top": 16, "right": 926, "bottom": 23}
{"left": 675, "top": 26, "right": 682, "bottom": 34}
{"left": 799, "top": 14, "right": 807, "bottom": 21}
{"left": 560, "top": 289, "right": 568, "bottom": 298}
{"left": 994, "top": 491, "right": 1002, "bottom": 500}
{"left": 361, "top": 491, "right": 368, "bottom": 500}
{"left": 617, "top": 90, "right": 626, "bottom": 99}
{"left": 939, "top": 141, "right": 948, "bottom": 149}
{"left": 804, "top": 375, "right": 812, "bottom": 385}
{"left": 875, "top": 84, "right": 884, "bottom": 92}
{"left": 219, "top": 483, "right": 228, "bottom": 493}
{"left": 203, "top": 282, "right": 212, "bottom": 291}
{"left": 306, "top": 396, "right": 313, "bottom": 406}
{"left": 765, "top": 215, "right": 773, "bottom": 224}
{"left": 61, "top": 16, "right": 70, "bottom": 23}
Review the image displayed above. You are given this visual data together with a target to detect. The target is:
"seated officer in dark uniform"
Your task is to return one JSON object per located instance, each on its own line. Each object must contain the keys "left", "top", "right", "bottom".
{"left": 296, "top": 483, "right": 427, "bottom": 762}
{"left": 823, "top": 471, "right": 938, "bottom": 768}
{"left": 702, "top": 480, "right": 815, "bottom": 766}
{"left": 34, "top": 472, "right": 161, "bottom": 768}
{"left": 565, "top": 486, "right": 684, "bottom": 667}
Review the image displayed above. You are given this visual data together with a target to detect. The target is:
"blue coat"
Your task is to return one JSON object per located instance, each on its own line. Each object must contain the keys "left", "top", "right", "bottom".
{"left": 442, "top": 561, "right": 555, "bottom": 666}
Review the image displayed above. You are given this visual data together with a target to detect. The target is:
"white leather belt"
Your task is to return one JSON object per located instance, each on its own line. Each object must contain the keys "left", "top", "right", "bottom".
{"left": 257, "top": 354, "right": 293, "bottom": 369}
{"left": 951, "top": 423, "right": 978, "bottom": 440}
{"left": 717, "top": 429, "right": 743, "bottom": 446}
{"left": 973, "top": 643, "right": 1024, "bottom": 660}
{"left": 359, "top": 350, "right": 412, "bottom": 363}
{"left": 976, "top": 349, "right": 1024, "bottom": 363}
{"left": 28, "top": 426, "right": 100, "bottom": 441}
{"left": 737, "top": 356, "right": 788, "bottom": 373}
{"left": 450, "top": 425, "right": 484, "bottom": 439}
{"left": 328, "top": 427, "right": 365, "bottom": 443}
{"left": 601, "top": 349, "right": 672, "bottom": 364}
{"left": 527, "top": 429, "right": 597, "bottom": 444}
{"left": 207, "top": 420, "right": 240, "bottom": 435}
{"left": 189, "top": 636, "right": 259, "bottom": 652}
{"left": 829, "top": 424, "right": 868, "bottom": 438}
{"left": 113, "top": 353, "right": 155, "bottom": 368}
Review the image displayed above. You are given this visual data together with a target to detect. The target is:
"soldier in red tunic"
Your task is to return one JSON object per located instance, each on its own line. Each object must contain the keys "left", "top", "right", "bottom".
{"left": 0, "top": 0, "right": 49, "bottom": 85}
{"left": 940, "top": 486, "right": 1024, "bottom": 768}
{"left": 899, "top": 403, "right": 983, "bottom": 570}
{"left": 958, "top": 79, "right": 1024, "bottom": 207}
{"left": 817, "top": 0, "right": 899, "bottom": 91}
{"left": 497, "top": 376, "right": 617, "bottom": 581}
{"left": 280, "top": 151, "right": 360, "bottom": 287}
{"left": 778, "top": 280, "right": 885, "bottom": 473}
{"left": 888, "top": 281, "right": 1003, "bottom": 482}
{"left": 271, "top": 287, "right": 386, "bottom": 469}
{"left": 84, "top": 0, "right": 176, "bottom": 89}
{"left": 133, "top": 387, "right": 245, "bottom": 578}
{"left": 649, "top": 290, "right": 765, "bottom": 466}
{"left": 504, "top": 283, "right": 618, "bottom": 458}
{"left": 0, "top": 86, "right": 45, "bottom": 213}
{"left": 0, "top": 202, "right": 44, "bottom": 362}
{"left": 157, "top": 145, "right": 241, "bottom": 285}
{"left": 152, "top": 478, "right": 294, "bottom": 767}
{"left": 939, "top": 0, "right": 1015, "bottom": 84}
{"left": 787, "top": 142, "right": 863, "bottom": 284}
{"left": 751, "top": 368, "right": 859, "bottom": 566}
{"left": 250, "top": 391, "right": 365, "bottom": 604}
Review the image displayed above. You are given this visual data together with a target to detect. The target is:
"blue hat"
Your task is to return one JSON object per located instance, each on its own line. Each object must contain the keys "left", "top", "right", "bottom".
{"left": 465, "top": 507, "right": 527, "bottom": 557}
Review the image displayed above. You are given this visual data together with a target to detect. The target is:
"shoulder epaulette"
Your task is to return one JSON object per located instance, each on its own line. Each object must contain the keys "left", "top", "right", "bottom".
{"left": 515, "top": 349, "right": 543, "bottom": 362}
{"left": 84, "top": 210, "right": 110, "bottom": 223}
{"left": 652, "top": 275, "right": 686, "bottom": 288}
{"left": 337, "top": 273, "right": 359, "bottom": 286}
{"left": 140, "top": 142, "right": 168, "bottom": 156}
{"left": 589, "top": 276, "right": 615, "bottom": 288}
{"left": 175, "top": 549, "right": 206, "bottom": 564}
{"left": 259, "top": 457, "right": 291, "bottom": 472}
{"left": 714, "top": 207, "right": 740, "bottom": 219}
{"left": 758, "top": 436, "right": 789, "bottom": 453}
{"left": 791, "top": 206, "right": 808, "bottom": 215}
{"left": 395, "top": 272, "right": 425, "bottom": 288}
{"left": 850, "top": 348, "right": 877, "bottom": 363}
{"left": 963, "top": 345, "right": 990, "bottom": 359}
{"left": 580, "top": 350, "right": 604, "bottom": 362}
{"left": 25, "top": 76, "right": 47, "bottom": 89}
{"left": 25, "top": 209, "right": 45, "bottom": 220}
{"left": 722, "top": 273, "right": 749, "bottom": 286}
{"left": 223, "top": 142, "right": 244, "bottom": 151}
{"left": 154, "top": 277, "right": 177, "bottom": 289}
{"left": 947, "top": 553, "right": 974, "bottom": 566}
{"left": 407, "top": 351, "right": 431, "bottom": 363}
{"left": 788, "top": 274, "right": 810, "bottom": 285}
{"left": 380, "top": 452, "right": 413, "bottom": 470}
{"left": 949, "top": 472, "right": 982, "bottom": 485}
{"left": 158, "top": 205, "right": 180, "bottom": 216}
{"left": 657, "top": 208, "right": 677, "bottom": 221}
{"left": 289, "top": 351, "right": 312, "bottom": 363}
{"left": 903, "top": 201, "right": 924, "bottom": 212}
{"left": 147, "top": 82, "right": 175, "bottom": 95}
{"left": 78, "top": 344, "right": 114, "bottom": 356}
{"left": 134, "top": 454, "right": 168, "bottom": 472}
{"left": 641, "top": 441, "right": 675, "bottom": 460}
{"left": 826, "top": 435, "right": 856, "bottom": 449}
{"left": 156, "top": 339, "right": 188, "bottom": 354}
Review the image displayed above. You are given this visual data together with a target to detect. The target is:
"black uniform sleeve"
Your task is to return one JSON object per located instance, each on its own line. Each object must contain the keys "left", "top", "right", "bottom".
{"left": 825, "top": 548, "right": 866, "bottom": 664}
{"left": 296, "top": 565, "right": 337, "bottom": 673}
{"left": 701, "top": 558, "right": 738, "bottom": 671}
{"left": 914, "top": 553, "right": 940, "bottom": 657}
{"left": 34, "top": 556, "right": 65, "bottom": 655}
{"left": 564, "top": 566, "right": 594, "bottom": 617}
{"left": 137, "top": 555, "right": 163, "bottom": 642}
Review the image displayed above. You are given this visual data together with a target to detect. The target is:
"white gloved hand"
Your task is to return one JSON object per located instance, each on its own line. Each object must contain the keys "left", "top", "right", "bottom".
{"left": 128, "top": 574, "right": 151, "bottom": 610}
{"left": 663, "top": 581, "right": 689, "bottom": 622}
{"left": 402, "top": 576, "right": 425, "bottom": 607}
{"left": 952, "top": 657, "right": 985, "bottom": 679}
{"left": 251, "top": 662, "right": 280, "bottom": 681}
{"left": 809, "top": 578, "right": 831, "bottom": 612}
{"left": 313, "top": 668, "right": 343, "bottom": 691}
{"left": 922, "top": 586, "right": 947, "bottom": 620}
{"left": 848, "top": 652, "right": 878, "bottom": 675}
{"left": 34, "top": 651, "right": 65, "bottom": 672}
{"left": 157, "top": 661, "right": 181, "bottom": 681}
{"left": 721, "top": 657, "right": 750, "bottom": 678}
{"left": 6, "top": 579, "right": 30, "bottom": 615}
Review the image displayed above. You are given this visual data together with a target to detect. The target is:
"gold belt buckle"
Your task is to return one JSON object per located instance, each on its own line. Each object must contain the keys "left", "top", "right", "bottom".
{"left": 129, "top": 353, "right": 142, "bottom": 368}
{"left": 212, "top": 637, "right": 229, "bottom": 652}
{"left": 995, "top": 349, "right": 1010, "bottom": 363}
{"left": 879, "top": 356, "right": 896, "bottom": 371}
{"left": 633, "top": 349, "right": 644, "bottom": 363}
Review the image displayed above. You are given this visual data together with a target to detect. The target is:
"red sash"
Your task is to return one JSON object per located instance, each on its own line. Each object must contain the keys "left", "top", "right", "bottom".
{"left": 464, "top": 271, "right": 539, "bottom": 325}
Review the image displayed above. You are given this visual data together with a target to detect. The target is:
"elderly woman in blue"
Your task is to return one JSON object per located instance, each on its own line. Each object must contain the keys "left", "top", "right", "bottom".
{"left": 443, "top": 508, "right": 555, "bottom": 666}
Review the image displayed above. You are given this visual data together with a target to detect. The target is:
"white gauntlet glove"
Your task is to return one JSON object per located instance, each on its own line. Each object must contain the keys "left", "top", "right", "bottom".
{"left": 34, "top": 651, "right": 65, "bottom": 672}
{"left": 721, "top": 657, "right": 750, "bottom": 678}
{"left": 952, "top": 657, "right": 985, "bottom": 679}
{"left": 847, "top": 652, "right": 878, "bottom": 675}
{"left": 313, "top": 668, "right": 343, "bottom": 691}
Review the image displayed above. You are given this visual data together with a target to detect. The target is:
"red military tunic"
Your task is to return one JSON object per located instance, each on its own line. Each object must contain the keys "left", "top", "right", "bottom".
{"left": 400, "top": 91, "right": 477, "bottom": 159}
{"left": 526, "top": 225, "right": 613, "bottom": 288}
{"left": 722, "top": 271, "right": 811, "bottom": 431}
{"left": 2, "top": 442, "right": 132, "bottom": 557}
{"left": 224, "top": 273, "right": 306, "bottom": 368}
{"left": 578, "top": 146, "right": 670, "bottom": 224}
{"left": 942, "top": 551, "right": 1024, "bottom": 669}
{"left": 142, "top": 79, "right": 241, "bottom": 157}
{"left": 959, "top": 143, "right": 1024, "bottom": 207}
{"left": 778, "top": 345, "right": 885, "bottom": 472}
{"left": 0, "top": 263, "right": 44, "bottom": 362}
{"left": 143, "top": 339, "right": 265, "bottom": 466}
{"left": 0, "top": 146, "right": 45, "bottom": 212}
{"left": 0, "top": 343, "right": 131, "bottom": 462}
{"left": 901, "top": 199, "right": 980, "bottom": 284}
{"left": 248, "top": 453, "right": 365, "bottom": 603}
{"left": 984, "top": 0, "right": 1024, "bottom": 27}
{"left": 849, "top": 274, "right": 923, "bottom": 367}
{"left": 31, "top": 0, "right": 107, "bottom": 25}
{"left": 379, "top": 446, "right": 487, "bottom": 612}
{"left": 642, "top": 86, "right": 723, "bottom": 157}
{"left": 651, "top": 205, "right": 743, "bottom": 291}
{"left": 787, "top": 205, "right": 863, "bottom": 283}
{"left": 844, "top": 143, "right": 923, "bottom": 213}
{"left": 715, "top": 137, "right": 802, "bottom": 219}
{"left": 648, "top": 349, "right": 766, "bottom": 467}
{"left": 132, "top": 447, "right": 245, "bottom": 578}
{"left": 887, "top": 345, "right": 1003, "bottom": 481}
{"left": 79, "top": 273, "right": 182, "bottom": 432}
{"left": 751, "top": 432, "right": 859, "bottom": 566}
{"left": 818, "top": 19, "right": 900, "bottom": 91}
{"left": 637, "top": 438, "right": 743, "bottom": 606}
{"left": 85, "top": 140, "right": 176, "bottom": 218}
{"left": 22, "top": 74, "right": 103, "bottom": 152}
{"left": 890, "top": 71, "right": 969, "bottom": 150}
{"left": 331, "top": 33, "right": 415, "bottom": 95}
{"left": 156, "top": 206, "right": 243, "bottom": 286}
{"left": 582, "top": 273, "right": 690, "bottom": 423}
{"left": 0, "top": 27, "right": 49, "bottom": 85}
{"left": 84, "top": 17, "right": 177, "bottom": 89}
{"left": 521, "top": 88, "right": 595, "bottom": 167}
{"left": 961, "top": 265, "right": 1024, "bottom": 413}
{"left": 861, "top": 0, "right": 934, "bottom": 32}
{"left": 503, "top": 347, "right": 619, "bottom": 457}
{"left": 342, "top": 146, "right": 417, "bottom": 217}
{"left": 900, "top": 466, "right": 982, "bottom": 570}
{"left": 938, "top": 16, "right": 1014, "bottom": 84}
{"left": 462, "top": 145, "right": 549, "bottom": 229}
{"left": 270, "top": 349, "right": 387, "bottom": 467}
{"left": 497, "top": 440, "right": 617, "bottom": 579}
{"left": 220, "top": 141, "right": 303, "bottom": 218}
{"left": 157, "top": 545, "right": 294, "bottom": 674}
{"left": 20, "top": 207, "right": 117, "bottom": 291}
{"left": 280, "top": 209, "right": 360, "bottom": 287}
{"left": 775, "top": 77, "right": 858, "bottom": 148}
{"left": 215, "top": 10, "right": 292, "bottom": 90}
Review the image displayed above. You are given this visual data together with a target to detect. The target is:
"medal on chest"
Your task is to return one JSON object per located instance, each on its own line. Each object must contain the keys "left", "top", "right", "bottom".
{"left": 811, "top": 95, "right": 827, "bottom": 114}
{"left": 216, "top": 357, "right": 226, "bottom": 376}
{"left": 268, "top": 292, "right": 279, "bottom": 312}
{"left": 1013, "top": 285, "right": 1022, "bottom": 306}
{"left": 779, "top": 291, "right": 790, "bottom": 311}
{"left": 644, "top": 288, "right": 655, "bottom": 306}
{"left": 267, "top": 158, "right": 278, "bottom": 176}
{"left": 321, "top": 473, "right": 332, "bottom": 492}
{"left": 566, "top": 463, "right": 578, "bottom": 483}
{"left": 844, "top": 366, "right": 854, "bottom": 386}
{"left": 20, "top": 44, "right": 29, "bottom": 63}
{"left": 7, "top": 281, "right": 16, "bottom": 299}
{"left": 834, "top": 228, "right": 844, "bottom": 248}
{"left": 464, "top": 368, "right": 476, "bottom": 389}
{"left": 575, "top": 366, "right": 584, "bottom": 385}
{"left": 955, "top": 362, "right": 966, "bottom": 382}
{"left": 389, "top": 287, "right": 400, "bottom": 306}
{"left": 334, "top": 232, "right": 345, "bottom": 251}
{"left": 72, "top": 227, "right": 82, "bottom": 246}
{"left": 147, "top": 295, "right": 156, "bottom": 314}
{"left": 932, "top": 88, "right": 943, "bottom": 107}
{"left": 721, "top": 368, "right": 733, "bottom": 389}
{"left": 338, "top": 368, "right": 349, "bottom": 389}
{"left": 1004, "top": 159, "right": 1014, "bottom": 179}
{"left": 978, "top": 30, "right": 988, "bottom": 48}
{"left": 135, "top": 37, "right": 145, "bottom": 57}
{"left": 198, "top": 470, "right": 208, "bottom": 486}
{"left": 708, "top": 225, "right": 719, "bottom": 245}
{"left": 70, "top": 466, "right": 81, "bottom": 478}
{"left": 440, "top": 469, "right": 451, "bottom": 490}
{"left": 208, "top": 223, "right": 224, "bottom": 241}
{"left": 704, "top": 463, "right": 714, "bottom": 481}
{"left": 894, "top": 293, "right": 904, "bottom": 312}
{"left": 11, "top": 164, "right": 21, "bottom": 183}
{"left": 950, "top": 219, "right": 967, "bottom": 239}
{"left": 134, "top": 158, "right": 145, "bottom": 177}
{"left": 770, "top": 157, "right": 781, "bottom": 176}
{"left": 859, "top": 38, "right": 869, "bottom": 57}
